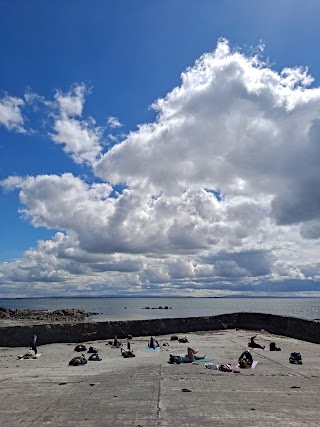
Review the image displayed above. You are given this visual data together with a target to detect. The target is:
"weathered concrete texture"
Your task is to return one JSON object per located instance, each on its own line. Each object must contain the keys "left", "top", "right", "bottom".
{"left": 0, "top": 312, "right": 320, "bottom": 347}
{"left": 0, "top": 329, "right": 319, "bottom": 426}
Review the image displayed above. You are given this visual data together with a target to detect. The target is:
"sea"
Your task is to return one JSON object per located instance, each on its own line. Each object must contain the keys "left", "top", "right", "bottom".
{"left": 0, "top": 297, "right": 319, "bottom": 322}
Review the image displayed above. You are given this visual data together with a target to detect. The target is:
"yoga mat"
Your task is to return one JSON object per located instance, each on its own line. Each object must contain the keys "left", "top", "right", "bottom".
{"left": 236, "top": 360, "right": 258, "bottom": 369}
{"left": 18, "top": 353, "right": 42, "bottom": 360}
{"left": 247, "top": 344, "right": 265, "bottom": 350}
{"left": 146, "top": 346, "right": 161, "bottom": 350}
{"left": 194, "top": 357, "right": 211, "bottom": 363}
{"left": 245, "top": 347, "right": 264, "bottom": 351}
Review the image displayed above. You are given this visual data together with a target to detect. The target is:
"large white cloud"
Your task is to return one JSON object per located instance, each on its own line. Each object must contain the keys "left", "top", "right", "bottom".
{"left": 94, "top": 39, "right": 320, "bottom": 229}
{"left": 1, "top": 39, "right": 320, "bottom": 296}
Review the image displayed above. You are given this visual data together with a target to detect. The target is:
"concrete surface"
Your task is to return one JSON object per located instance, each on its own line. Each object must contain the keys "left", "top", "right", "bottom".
{"left": 0, "top": 329, "right": 319, "bottom": 426}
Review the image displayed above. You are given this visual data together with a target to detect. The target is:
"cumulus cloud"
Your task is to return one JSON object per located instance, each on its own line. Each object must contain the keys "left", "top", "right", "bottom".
{"left": 1, "top": 173, "right": 114, "bottom": 233}
{"left": 51, "top": 117, "right": 102, "bottom": 164}
{"left": 1, "top": 39, "right": 320, "bottom": 296}
{"left": 94, "top": 38, "right": 320, "bottom": 231}
{"left": 54, "top": 83, "right": 87, "bottom": 117}
{"left": 50, "top": 84, "right": 103, "bottom": 164}
{"left": 0, "top": 95, "right": 25, "bottom": 133}
{"left": 1, "top": 174, "right": 227, "bottom": 254}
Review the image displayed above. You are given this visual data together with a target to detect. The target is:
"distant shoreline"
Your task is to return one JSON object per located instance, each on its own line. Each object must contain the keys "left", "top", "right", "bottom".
{"left": 0, "top": 296, "right": 318, "bottom": 300}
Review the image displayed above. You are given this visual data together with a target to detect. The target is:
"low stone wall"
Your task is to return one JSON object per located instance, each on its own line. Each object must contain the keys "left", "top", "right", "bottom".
{"left": 0, "top": 312, "right": 319, "bottom": 347}
{"left": 237, "top": 312, "right": 320, "bottom": 344}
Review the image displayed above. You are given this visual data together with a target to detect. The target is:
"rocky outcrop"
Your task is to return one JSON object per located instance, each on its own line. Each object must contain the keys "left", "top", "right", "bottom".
{"left": 0, "top": 306, "right": 93, "bottom": 322}
{"left": 0, "top": 312, "right": 319, "bottom": 347}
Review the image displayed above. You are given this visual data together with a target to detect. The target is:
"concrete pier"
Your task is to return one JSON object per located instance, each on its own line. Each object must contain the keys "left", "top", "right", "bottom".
{"left": 0, "top": 328, "right": 319, "bottom": 426}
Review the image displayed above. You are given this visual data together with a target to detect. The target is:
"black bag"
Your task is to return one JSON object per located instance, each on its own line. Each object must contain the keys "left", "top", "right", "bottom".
{"left": 270, "top": 342, "right": 281, "bottom": 351}
{"left": 169, "top": 355, "right": 182, "bottom": 364}
{"left": 89, "top": 353, "right": 102, "bottom": 361}
{"left": 289, "top": 352, "right": 302, "bottom": 364}
{"left": 69, "top": 354, "right": 87, "bottom": 365}
{"left": 74, "top": 344, "right": 87, "bottom": 352}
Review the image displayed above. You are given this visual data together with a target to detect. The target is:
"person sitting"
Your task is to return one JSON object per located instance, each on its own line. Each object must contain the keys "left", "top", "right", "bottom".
{"left": 30, "top": 335, "right": 37, "bottom": 355}
{"left": 148, "top": 336, "right": 160, "bottom": 349}
{"left": 169, "top": 347, "right": 205, "bottom": 364}
{"left": 248, "top": 335, "right": 265, "bottom": 349}
{"left": 238, "top": 350, "right": 253, "bottom": 368}
{"left": 112, "top": 335, "right": 122, "bottom": 348}
{"left": 121, "top": 347, "right": 135, "bottom": 358}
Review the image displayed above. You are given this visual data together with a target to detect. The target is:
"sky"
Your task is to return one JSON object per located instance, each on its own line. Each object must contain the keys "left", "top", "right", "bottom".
{"left": 1, "top": 0, "right": 320, "bottom": 297}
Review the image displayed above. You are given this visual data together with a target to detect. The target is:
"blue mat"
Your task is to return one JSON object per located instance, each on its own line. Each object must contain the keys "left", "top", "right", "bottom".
{"left": 146, "top": 346, "right": 161, "bottom": 350}
{"left": 194, "top": 357, "right": 211, "bottom": 363}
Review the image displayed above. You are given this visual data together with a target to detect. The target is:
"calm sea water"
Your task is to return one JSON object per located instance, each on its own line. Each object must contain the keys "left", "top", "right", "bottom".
{"left": 0, "top": 297, "right": 319, "bottom": 321}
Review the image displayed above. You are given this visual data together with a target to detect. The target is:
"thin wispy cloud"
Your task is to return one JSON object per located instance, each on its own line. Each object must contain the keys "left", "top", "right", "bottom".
{"left": 107, "top": 116, "right": 123, "bottom": 128}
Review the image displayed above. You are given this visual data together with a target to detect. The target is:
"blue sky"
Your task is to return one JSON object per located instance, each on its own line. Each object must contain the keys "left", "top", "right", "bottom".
{"left": 1, "top": 0, "right": 320, "bottom": 297}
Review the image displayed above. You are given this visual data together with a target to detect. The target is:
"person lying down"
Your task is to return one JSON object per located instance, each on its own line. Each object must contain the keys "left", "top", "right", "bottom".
{"left": 18, "top": 351, "right": 38, "bottom": 360}
{"left": 169, "top": 347, "right": 206, "bottom": 364}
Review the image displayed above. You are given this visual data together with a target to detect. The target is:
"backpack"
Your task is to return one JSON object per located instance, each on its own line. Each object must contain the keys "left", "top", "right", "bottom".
{"left": 270, "top": 342, "right": 281, "bottom": 351}
{"left": 69, "top": 357, "right": 81, "bottom": 366}
{"left": 74, "top": 344, "right": 86, "bottom": 352}
{"left": 289, "top": 352, "right": 302, "bottom": 364}
{"left": 88, "top": 353, "right": 102, "bottom": 361}
{"left": 169, "top": 355, "right": 182, "bottom": 364}
{"left": 170, "top": 335, "right": 179, "bottom": 341}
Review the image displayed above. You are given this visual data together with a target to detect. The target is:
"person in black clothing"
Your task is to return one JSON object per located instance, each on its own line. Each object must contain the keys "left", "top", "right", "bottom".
{"left": 249, "top": 335, "right": 265, "bottom": 349}
{"left": 112, "top": 335, "right": 122, "bottom": 348}
{"left": 30, "top": 335, "right": 37, "bottom": 355}
{"left": 238, "top": 350, "right": 253, "bottom": 368}
{"left": 121, "top": 347, "right": 135, "bottom": 358}
{"left": 148, "top": 337, "right": 159, "bottom": 349}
